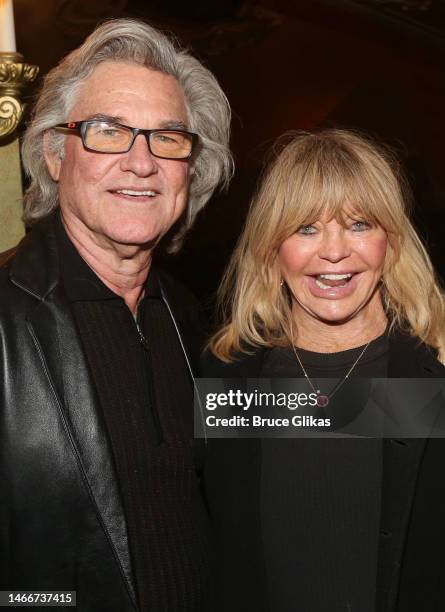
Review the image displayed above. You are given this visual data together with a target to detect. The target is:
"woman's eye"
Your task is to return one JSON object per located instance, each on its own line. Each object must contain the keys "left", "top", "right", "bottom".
{"left": 351, "top": 220, "right": 371, "bottom": 231}
{"left": 297, "top": 224, "right": 317, "bottom": 235}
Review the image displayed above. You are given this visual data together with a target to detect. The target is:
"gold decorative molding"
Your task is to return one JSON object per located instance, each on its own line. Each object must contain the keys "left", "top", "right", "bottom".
{"left": 0, "top": 52, "right": 39, "bottom": 140}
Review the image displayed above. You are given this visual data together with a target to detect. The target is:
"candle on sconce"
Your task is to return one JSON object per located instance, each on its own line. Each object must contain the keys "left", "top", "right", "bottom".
{"left": 0, "top": 0, "right": 16, "bottom": 53}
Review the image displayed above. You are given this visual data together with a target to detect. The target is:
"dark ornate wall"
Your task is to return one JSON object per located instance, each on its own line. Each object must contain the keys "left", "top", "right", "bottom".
{"left": 14, "top": 0, "right": 445, "bottom": 302}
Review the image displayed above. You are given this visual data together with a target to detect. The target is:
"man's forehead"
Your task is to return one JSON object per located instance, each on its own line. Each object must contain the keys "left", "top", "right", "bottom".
{"left": 70, "top": 61, "right": 188, "bottom": 124}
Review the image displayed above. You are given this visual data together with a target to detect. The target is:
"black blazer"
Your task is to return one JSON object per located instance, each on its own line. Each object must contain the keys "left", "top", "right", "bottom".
{"left": 203, "top": 332, "right": 445, "bottom": 612}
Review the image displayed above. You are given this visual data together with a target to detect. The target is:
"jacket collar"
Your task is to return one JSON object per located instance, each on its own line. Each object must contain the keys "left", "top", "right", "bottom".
{"left": 387, "top": 326, "right": 445, "bottom": 377}
{"left": 10, "top": 214, "right": 60, "bottom": 300}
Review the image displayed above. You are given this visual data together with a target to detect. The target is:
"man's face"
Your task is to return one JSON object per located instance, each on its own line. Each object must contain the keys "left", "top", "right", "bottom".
{"left": 46, "top": 62, "right": 191, "bottom": 248}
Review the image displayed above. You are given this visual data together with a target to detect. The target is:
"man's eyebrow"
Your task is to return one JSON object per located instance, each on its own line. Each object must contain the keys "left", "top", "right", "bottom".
{"left": 85, "top": 113, "right": 124, "bottom": 123}
{"left": 83, "top": 115, "right": 189, "bottom": 130}
{"left": 157, "top": 120, "right": 189, "bottom": 130}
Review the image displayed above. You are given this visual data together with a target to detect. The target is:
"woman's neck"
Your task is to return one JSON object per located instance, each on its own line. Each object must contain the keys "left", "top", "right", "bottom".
{"left": 292, "top": 305, "right": 388, "bottom": 353}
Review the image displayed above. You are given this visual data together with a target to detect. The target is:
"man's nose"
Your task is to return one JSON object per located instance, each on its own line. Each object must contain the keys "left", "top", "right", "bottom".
{"left": 120, "top": 134, "right": 158, "bottom": 176}
{"left": 318, "top": 227, "right": 351, "bottom": 262}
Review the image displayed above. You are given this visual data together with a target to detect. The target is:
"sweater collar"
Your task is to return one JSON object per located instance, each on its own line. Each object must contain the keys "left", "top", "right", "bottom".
{"left": 10, "top": 212, "right": 162, "bottom": 301}
{"left": 54, "top": 214, "right": 161, "bottom": 303}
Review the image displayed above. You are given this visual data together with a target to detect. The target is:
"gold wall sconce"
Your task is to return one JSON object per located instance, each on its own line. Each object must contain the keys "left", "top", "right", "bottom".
{"left": 0, "top": 0, "right": 39, "bottom": 251}
{"left": 0, "top": 51, "right": 39, "bottom": 139}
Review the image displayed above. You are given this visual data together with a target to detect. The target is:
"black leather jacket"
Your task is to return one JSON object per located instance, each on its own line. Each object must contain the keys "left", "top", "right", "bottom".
{"left": 0, "top": 216, "right": 204, "bottom": 611}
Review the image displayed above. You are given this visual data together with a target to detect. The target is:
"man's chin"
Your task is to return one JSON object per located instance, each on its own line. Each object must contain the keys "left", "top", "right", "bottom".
{"left": 102, "top": 228, "right": 161, "bottom": 251}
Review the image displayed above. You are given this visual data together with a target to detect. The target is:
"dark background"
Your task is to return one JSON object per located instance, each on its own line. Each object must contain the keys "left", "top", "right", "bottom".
{"left": 14, "top": 0, "right": 445, "bottom": 305}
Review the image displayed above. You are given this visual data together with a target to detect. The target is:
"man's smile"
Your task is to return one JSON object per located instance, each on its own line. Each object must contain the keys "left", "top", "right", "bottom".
{"left": 114, "top": 188, "right": 157, "bottom": 197}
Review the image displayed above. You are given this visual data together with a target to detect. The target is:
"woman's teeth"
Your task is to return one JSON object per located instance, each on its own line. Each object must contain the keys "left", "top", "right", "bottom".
{"left": 314, "top": 273, "right": 353, "bottom": 289}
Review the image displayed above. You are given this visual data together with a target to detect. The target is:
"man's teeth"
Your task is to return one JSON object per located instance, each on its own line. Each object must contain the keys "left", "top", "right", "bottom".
{"left": 116, "top": 189, "right": 156, "bottom": 196}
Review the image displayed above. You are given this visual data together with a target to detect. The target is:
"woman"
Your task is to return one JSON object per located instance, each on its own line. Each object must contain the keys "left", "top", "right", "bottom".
{"left": 203, "top": 129, "right": 445, "bottom": 612}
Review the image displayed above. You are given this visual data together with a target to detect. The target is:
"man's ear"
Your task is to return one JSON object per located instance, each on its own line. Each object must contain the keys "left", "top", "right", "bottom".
{"left": 43, "top": 131, "right": 62, "bottom": 181}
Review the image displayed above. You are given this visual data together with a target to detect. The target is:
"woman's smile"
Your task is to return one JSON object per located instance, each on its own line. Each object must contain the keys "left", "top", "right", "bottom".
{"left": 305, "top": 270, "right": 360, "bottom": 299}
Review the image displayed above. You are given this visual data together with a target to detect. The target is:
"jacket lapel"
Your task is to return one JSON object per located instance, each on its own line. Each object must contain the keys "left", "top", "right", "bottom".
{"left": 10, "top": 218, "right": 137, "bottom": 607}
{"left": 377, "top": 330, "right": 442, "bottom": 611}
{"left": 26, "top": 289, "right": 137, "bottom": 607}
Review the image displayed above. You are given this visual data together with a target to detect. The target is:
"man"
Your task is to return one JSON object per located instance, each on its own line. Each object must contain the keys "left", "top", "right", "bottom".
{"left": 0, "top": 18, "right": 232, "bottom": 611}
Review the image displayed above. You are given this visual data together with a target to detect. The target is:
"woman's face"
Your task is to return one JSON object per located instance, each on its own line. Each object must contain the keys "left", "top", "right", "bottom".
{"left": 278, "top": 210, "right": 388, "bottom": 325}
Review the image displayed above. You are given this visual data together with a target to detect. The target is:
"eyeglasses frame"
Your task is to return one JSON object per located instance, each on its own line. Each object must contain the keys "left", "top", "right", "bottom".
{"left": 53, "top": 120, "right": 199, "bottom": 160}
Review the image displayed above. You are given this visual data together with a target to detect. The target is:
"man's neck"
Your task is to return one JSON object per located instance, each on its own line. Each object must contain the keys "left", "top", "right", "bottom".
{"left": 292, "top": 300, "right": 388, "bottom": 353}
{"left": 62, "top": 214, "right": 152, "bottom": 315}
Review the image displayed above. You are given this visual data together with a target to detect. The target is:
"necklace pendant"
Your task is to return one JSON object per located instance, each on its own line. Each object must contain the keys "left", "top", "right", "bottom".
{"left": 316, "top": 394, "right": 329, "bottom": 407}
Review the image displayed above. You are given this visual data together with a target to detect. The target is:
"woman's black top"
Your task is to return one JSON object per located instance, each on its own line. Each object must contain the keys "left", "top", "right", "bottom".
{"left": 260, "top": 335, "right": 388, "bottom": 611}
{"left": 203, "top": 330, "right": 445, "bottom": 612}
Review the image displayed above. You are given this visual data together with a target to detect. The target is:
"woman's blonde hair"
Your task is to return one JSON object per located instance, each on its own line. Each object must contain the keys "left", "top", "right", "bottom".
{"left": 210, "top": 128, "right": 445, "bottom": 362}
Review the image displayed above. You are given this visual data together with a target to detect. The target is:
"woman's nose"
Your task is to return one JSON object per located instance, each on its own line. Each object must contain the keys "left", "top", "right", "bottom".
{"left": 317, "top": 227, "right": 351, "bottom": 262}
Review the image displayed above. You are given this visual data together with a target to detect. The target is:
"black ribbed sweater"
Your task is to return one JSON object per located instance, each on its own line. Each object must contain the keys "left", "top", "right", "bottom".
{"left": 56, "top": 218, "right": 213, "bottom": 611}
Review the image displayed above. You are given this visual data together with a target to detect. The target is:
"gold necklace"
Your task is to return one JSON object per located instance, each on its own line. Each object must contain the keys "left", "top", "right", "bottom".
{"left": 290, "top": 321, "right": 371, "bottom": 407}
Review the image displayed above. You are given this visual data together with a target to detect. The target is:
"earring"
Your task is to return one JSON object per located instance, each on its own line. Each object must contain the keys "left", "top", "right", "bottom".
{"left": 280, "top": 279, "right": 284, "bottom": 287}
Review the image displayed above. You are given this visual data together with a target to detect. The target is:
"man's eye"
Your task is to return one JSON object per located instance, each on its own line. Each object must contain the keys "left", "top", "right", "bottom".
{"left": 154, "top": 133, "right": 178, "bottom": 144}
{"left": 297, "top": 224, "right": 317, "bottom": 235}
{"left": 351, "top": 220, "right": 371, "bottom": 231}
{"left": 100, "top": 128, "right": 120, "bottom": 137}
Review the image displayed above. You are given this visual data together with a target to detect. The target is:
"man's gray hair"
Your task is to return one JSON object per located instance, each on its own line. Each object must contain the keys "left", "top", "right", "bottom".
{"left": 21, "top": 18, "right": 233, "bottom": 250}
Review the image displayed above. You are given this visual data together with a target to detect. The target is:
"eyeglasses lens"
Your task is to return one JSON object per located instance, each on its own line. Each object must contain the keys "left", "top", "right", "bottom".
{"left": 150, "top": 131, "right": 192, "bottom": 159}
{"left": 84, "top": 121, "right": 192, "bottom": 159}
{"left": 85, "top": 122, "right": 131, "bottom": 153}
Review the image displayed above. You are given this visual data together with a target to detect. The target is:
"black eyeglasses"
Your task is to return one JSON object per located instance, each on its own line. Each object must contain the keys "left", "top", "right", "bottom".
{"left": 53, "top": 120, "right": 198, "bottom": 160}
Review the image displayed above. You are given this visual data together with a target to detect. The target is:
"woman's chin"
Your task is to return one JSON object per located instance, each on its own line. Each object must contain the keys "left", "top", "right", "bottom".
{"left": 296, "top": 299, "right": 362, "bottom": 326}
{"left": 314, "top": 311, "right": 357, "bottom": 326}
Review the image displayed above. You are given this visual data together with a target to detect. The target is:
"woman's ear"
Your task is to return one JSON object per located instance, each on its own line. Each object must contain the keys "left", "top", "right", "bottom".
{"left": 43, "top": 131, "right": 62, "bottom": 181}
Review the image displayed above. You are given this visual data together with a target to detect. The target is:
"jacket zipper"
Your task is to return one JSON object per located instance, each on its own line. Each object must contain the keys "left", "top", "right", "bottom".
{"left": 134, "top": 318, "right": 150, "bottom": 351}
{"left": 133, "top": 308, "right": 163, "bottom": 445}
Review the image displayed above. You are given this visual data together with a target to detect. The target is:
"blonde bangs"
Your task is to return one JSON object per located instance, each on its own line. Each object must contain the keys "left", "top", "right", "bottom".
{"left": 276, "top": 134, "right": 405, "bottom": 242}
